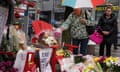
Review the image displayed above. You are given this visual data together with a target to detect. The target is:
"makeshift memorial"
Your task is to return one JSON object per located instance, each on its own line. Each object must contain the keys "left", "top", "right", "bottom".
{"left": 57, "top": 55, "right": 106, "bottom": 72}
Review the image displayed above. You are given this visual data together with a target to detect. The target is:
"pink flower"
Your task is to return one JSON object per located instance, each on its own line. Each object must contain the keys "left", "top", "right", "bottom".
{"left": 99, "top": 56, "right": 107, "bottom": 63}
{"left": 9, "top": 68, "right": 18, "bottom": 72}
{"left": 0, "top": 66, "right": 6, "bottom": 71}
{"left": 54, "top": 31, "right": 61, "bottom": 39}
{"left": 5, "top": 61, "right": 12, "bottom": 67}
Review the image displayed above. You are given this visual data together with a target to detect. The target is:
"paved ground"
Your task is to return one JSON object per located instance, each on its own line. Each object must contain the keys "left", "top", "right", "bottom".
{"left": 94, "top": 45, "right": 120, "bottom": 57}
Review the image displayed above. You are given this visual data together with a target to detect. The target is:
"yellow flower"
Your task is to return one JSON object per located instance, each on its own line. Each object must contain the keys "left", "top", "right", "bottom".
{"left": 112, "top": 57, "right": 118, "bottom": 62}
{"left": 56, "top": 49, "right": 64, "bottom": 56}
{"left": 94, "top": 57, "right": 100, "bottom": 62}
{"left": 84, "top": 66, "right": 95, "bottom": 72}
{"left": 104, "top": 56, "right": 118, "bottom": 63}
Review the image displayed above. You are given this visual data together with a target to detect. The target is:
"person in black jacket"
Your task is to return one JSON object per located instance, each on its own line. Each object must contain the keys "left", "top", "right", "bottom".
{"left": 97, "top": 6, "right": 118, "bottom": 56}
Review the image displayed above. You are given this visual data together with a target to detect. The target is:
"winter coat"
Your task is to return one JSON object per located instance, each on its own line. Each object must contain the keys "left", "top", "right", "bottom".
{"left": 61, "top": 12, "right": 91, "bottom": 39}
{"left": 97, "top": 13, "right": 118, "bottom": 43}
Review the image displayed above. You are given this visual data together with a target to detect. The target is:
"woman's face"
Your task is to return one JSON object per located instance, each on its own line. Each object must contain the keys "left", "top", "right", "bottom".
{"left": 105, "top": 8, "right": 112, "bottom": 16}
{"left": 73, "top": 8, "right": 82, "bottom": 16}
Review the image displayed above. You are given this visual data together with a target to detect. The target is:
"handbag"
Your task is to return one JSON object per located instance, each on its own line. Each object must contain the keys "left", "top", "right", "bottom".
{"left": 89, "top": 29, "right": 103, "bottom": 44}
{"left": 86, "top": 26, "right": 95, "bottom": 35}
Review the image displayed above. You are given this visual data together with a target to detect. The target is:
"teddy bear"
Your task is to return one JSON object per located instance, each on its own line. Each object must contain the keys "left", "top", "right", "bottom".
{"left": 38, "top": 31, "right": 58, "bottom": 47}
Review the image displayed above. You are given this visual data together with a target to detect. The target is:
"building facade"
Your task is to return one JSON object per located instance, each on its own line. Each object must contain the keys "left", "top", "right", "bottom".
{"left": 29, "top": 0, "right": 65, "bottom": 23}
{"left": 95, "top": 0, "right": 120, "bottom": 24}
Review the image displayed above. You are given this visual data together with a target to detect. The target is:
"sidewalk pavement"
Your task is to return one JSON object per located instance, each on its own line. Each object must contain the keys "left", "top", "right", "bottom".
{"left": 94, "top": 45, "right": 120, "bottom": 57}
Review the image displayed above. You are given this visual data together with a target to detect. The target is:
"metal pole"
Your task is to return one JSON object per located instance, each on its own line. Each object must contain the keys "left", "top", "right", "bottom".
{"left": 51, "top": 0, "right": 54, "bottom": 24}
{"left": 23, "top": 6, "right": 29, "bottom": 38}
{"left": 35, "top": 0, "right": 40, "bottom": 20}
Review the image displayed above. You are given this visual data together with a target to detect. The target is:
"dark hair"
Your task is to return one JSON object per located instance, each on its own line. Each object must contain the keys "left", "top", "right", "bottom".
{"left": 106, "top": 5, "right": 113, "bottom": 11}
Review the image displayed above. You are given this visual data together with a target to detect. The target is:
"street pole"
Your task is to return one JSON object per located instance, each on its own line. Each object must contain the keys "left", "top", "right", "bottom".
{"left": 51, "top": 0, "right": 54, "bottom": 24}
{"left": 23, "top": 5, "right": 29, "bottom": 40}
{"left": 35, "top": 0, "right": 40, "bottom": 20}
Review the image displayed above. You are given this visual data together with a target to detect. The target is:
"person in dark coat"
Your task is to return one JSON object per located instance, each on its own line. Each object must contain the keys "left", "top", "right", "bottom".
{"left": 97, "top": 6, "right": 118, "bottom": 56}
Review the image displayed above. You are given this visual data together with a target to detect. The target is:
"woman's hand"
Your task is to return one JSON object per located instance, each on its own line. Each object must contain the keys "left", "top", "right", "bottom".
{"left": 80, "top": 18, "right": 87, "bottom": 24}
{"left": 102, "top": 31, "right": 110, "bottom": 35}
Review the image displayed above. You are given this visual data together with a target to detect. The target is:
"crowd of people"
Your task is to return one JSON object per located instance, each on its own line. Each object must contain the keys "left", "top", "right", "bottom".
{"left": 27, "top": 4, "right": 118, "bottom": 57}
{"left": 56, "top": 4, "right": 118, "bottom": 57}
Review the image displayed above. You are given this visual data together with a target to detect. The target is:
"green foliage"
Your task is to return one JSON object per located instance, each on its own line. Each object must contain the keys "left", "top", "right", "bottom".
{"left": 74, "top": 56, "right": 86, "bottom": 64}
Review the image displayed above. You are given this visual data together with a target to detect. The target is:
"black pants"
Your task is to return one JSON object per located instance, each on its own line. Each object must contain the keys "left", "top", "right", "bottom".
{"left": 99, "top": 41, "right": 112, "bottom": 57}
{"left": 72, "top": 38, "right": 88, "bottom": 55}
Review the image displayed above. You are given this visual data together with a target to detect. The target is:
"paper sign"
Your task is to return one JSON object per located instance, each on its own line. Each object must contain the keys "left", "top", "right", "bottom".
{"left": 39, "top": 48, "right": 53, "bottom": 72}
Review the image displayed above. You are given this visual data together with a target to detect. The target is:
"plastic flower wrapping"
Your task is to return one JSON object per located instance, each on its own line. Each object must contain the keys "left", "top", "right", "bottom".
{"left": 56, "top": 54, "right": 102, "bottom": 72}
{"left": 56, "top": 53, "right": 120, "bottom": 72}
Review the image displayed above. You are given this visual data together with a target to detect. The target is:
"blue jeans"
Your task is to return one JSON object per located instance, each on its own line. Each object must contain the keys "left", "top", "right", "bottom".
{"left": 72, "top": 38, "right": 88, "bottom": 55}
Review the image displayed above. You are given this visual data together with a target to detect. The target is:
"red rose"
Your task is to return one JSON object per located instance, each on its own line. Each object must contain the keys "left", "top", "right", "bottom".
{"left": 28, "top": 2, "right": 35, "bottom": 8}
{"left": 15, "top": 12, "right": 20, "bottom": 18}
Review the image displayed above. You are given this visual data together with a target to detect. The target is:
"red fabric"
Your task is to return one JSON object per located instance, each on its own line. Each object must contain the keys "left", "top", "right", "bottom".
{"left": 56, "top": 56, "right": 64, "bottom": 60}
{"left": 32, "top": 20, "right": 53, "bottom": 37}
{"left": 64, "top": 44, "right": 79, "bottom": 52}
{"left": 50, "top": 45, "right": 60, "bottom": 49}
{"left": 49, "top": 45, "right": 59, "bottom": 72}
{"left": 50, "top": 48, "right": 58, "bottom": 72}
{"left": 24, "top": 64, "right": 36, "bottom": 72}
{"left": 91, "top": 0, "right": 106, "bottom": 8}
{"left": 24, "top": 52, "right": 36, "bottom": 72}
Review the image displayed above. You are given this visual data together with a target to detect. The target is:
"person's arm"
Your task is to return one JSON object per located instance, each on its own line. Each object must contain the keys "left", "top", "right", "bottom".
{"left": 85, "top": 18, "right": 91, "bottom": 26}
{"left": 106, "top": 16, "right": 118, "bottom": 34}
{"left": 83, "top": 10, "right": 92, "bottom": 26}
{"left": 96, "top": 16, "right": 104, "bottom": 34}
{"left": 112, "top": 17, "right": 118, "bottom": 34}
{"left": 60, "top": 13, "right": 73, "bottom": 31}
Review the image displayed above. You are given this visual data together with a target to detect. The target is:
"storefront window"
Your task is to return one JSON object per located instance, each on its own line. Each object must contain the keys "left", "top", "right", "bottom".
{"left": 95, "top": 5, "right": 119, "bottom": 24}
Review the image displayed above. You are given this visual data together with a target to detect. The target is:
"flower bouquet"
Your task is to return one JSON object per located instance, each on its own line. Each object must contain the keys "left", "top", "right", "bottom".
{"left": 112, "top": 60, "right": 120, "bottom": 72}
{"left": 94, "top": 56, "right": 120, "bottom": 72}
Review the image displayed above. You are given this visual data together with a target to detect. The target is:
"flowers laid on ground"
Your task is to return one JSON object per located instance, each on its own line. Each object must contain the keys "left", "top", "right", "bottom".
{"left": 56, "top": 53, "right": 102, "bottom": 72}
{"left": 56, "top": 51, "right": 120, "bottom": 72}
{"left": 56, "top": 48, "right": 72, "bottom": 57}
{"left": 112, "top": 58, "right": 120, "bottom": 72}
{"left": 94, "top": 56, "right": 120, "bottom": 72}
{"left": 0, "top": 61, "right": 18, "bottom": 72}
